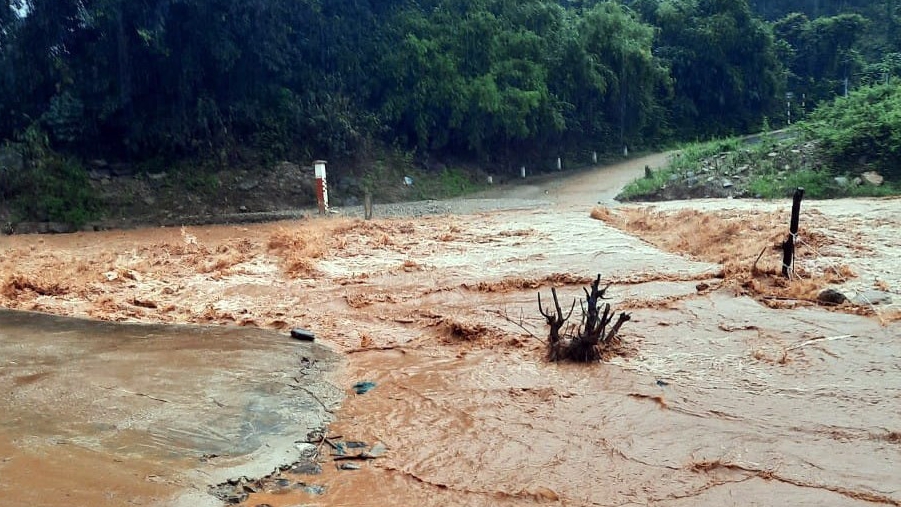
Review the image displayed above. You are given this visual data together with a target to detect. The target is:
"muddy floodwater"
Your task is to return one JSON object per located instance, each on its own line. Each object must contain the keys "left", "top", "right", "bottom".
{"left": 1, "top": 155, "right": 900, "bottom": 506}
{"left": 0, "top": 311, "right": 340, "bottom": 507}
{"left": 316, "top": 297, "right": 899, "bottom": 507}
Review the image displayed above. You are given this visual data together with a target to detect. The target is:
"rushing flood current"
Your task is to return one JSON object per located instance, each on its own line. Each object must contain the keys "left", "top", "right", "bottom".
{"left": 245, "top": 293, "right": 899, "bottom": 507}
{"left": 1, "top": 155, "right": 899, "bottom": 506}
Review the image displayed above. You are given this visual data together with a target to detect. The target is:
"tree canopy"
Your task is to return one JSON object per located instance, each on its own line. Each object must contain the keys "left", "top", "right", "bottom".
{"left": 0, "top": 0, "right": 898, "bottom": 171}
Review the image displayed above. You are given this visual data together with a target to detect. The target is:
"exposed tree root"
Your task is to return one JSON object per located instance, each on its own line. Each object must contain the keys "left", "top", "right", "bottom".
{"left": 539, "top": 274, "right": 631, "bottom": 362}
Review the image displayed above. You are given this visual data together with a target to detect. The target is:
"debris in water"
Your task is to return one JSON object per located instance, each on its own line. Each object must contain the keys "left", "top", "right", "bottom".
{"left": 353, "top": 381, "right": 377, "bottom": 394}
{"left": 290, "top": 328, "right": 316, "bottom": 341}
{"left": 294, "top": 442, "right": 318, "bottom": 457}
{"left": 852, "top": 290, "right": 893, "bottom": 306}
{"left": 539, "top": 274, "right": 631, "bottom": 362}
{"left": 291, "top": 461, "right": 322, "bottom": 475}
{"left": 817, "top": 288, "right": 848, "bottom": 305}
{"left": 303, "top": 484, "right": 327, "bottom": 495}
{"left": 225, "top": 492, "right": 248, "bottom": 504}
{"left": 656, "top": 379, "right": 669, "bottom": 387}
{"left": 628, "top": 393, "right": 668, "bottom": 409}
{"left": 366, "top": 442, "right": 388, "bottom": 458}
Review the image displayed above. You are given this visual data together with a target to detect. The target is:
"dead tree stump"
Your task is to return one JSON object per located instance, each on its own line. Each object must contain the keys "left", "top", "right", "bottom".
{"left": 539, "top": 274, "right": 631, "bottom": 362}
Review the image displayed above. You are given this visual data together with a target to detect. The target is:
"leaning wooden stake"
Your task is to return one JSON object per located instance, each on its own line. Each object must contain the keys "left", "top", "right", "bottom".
{"left": 781, "top": 187, "right": 805, "bottom": 278}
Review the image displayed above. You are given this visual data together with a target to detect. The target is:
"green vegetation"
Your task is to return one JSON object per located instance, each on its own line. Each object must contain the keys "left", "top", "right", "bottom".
{"left": 0, "top": 0, "right": 795, "bottom": 166}
{"left": 3, "top": 126, "right": 102, "bottom": 226}
{"left": 803, "top": 84, "right": 901, "bottom": 179}
{"left": 361, "top": 149, "right": 487, "bottom": 203}
{"left": 621, "top": 82, "right": 901, "bottom": 201}
{"left": 618, "top": 138, "right": 745, "bottom": 200}
{"left": 1, "top": 0, "right": 901, "bottom": 223}
{"left": 747, "top": 169, "right": 901, "bottom": 199}
{"left": 747, "top": 169, "right": 839, "bottom": 199}
{"left": 617, "top": 167, "right": 673, "bottom": 201}
{"left": 430, "top": 168, "right": 486, "bottom": 199}
{"left": 14, "top": 157, "right": 102, "bottom": 227}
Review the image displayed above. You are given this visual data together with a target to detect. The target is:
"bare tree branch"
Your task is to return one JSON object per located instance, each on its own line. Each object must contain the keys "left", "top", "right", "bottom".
{"left": 537, "top": 274, "right": 632, "bottom": 362}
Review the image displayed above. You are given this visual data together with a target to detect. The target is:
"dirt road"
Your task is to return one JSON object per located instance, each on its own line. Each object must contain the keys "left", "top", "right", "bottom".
{"left": 1, "top": 154, "right": 899, "bottom": 506}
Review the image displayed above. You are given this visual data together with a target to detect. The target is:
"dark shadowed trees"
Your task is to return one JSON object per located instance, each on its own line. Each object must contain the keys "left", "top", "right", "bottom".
{"left": 650, "top": 0, "right": 783, "bottom": 136}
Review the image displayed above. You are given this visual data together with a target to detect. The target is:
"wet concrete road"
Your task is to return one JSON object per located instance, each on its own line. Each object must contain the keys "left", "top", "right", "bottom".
{"left": 0, "top": 310, "right": 341, "bottom": 507}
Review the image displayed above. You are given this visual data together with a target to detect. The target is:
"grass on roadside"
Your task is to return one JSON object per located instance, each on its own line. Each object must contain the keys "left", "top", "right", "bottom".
{"left": 620, "top": 131, "right": 901, "bottom": 201}
{"left": 362, "top": 150, "right": 487, "bottom": 203}
{"left": 618, "top": 137, "right": 745, "bottom": 200}
{"left": 749, "top": 169, "right": 901, "bottom": 199}
{"left": 618, "top": 166, "right": 675, "bottom": 200}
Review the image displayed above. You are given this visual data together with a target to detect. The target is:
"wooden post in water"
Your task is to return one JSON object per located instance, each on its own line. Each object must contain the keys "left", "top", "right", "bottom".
{"left": 363, "top": 191, "right": 373, "bottom": 220}
{"left": 781, "top": 187, "right": 805, "bottom": 278}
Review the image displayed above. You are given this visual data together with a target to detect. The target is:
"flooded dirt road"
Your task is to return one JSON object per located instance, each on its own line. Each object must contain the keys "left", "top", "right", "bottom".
{"left": 314, "top": 296, "right": 899, "bottom": 507}
{"left": 1, "top": 154, "right": 899, "bottom": 506}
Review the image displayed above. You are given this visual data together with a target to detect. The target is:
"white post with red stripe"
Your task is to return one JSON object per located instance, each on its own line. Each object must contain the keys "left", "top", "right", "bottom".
{"left": 314, "top": 160, "right": 328, "bottom": 215}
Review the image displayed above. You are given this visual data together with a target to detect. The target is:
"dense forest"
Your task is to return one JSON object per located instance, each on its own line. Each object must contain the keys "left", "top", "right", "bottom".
{"left": 0, "top": 0, "right": 899, "bottom": 222}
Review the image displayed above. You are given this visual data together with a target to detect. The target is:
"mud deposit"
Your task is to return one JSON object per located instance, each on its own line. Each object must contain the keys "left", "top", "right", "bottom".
{"left": 1, "top": 155, "right": 899, "bottom": 506}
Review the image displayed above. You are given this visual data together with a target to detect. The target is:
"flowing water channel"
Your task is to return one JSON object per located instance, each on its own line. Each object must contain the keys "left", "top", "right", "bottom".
{"left": 240, "top": 292, "right": 899, "bottom": 507}
{"left": 1, "top": 155, "right": 899, "bottom": 506}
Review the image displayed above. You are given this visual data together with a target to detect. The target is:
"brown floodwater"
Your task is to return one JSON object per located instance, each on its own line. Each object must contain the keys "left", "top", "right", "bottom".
{"left": 1, "top": 155, "right": 899, "bottom": 506}
{"left": 239, "top": 292, "right": 900, "bottom": 507}
{"left": 0, "top": 310, "right": 340, "bottom": 507}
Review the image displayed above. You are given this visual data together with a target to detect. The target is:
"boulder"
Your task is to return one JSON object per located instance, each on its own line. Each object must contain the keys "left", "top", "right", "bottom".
{"left": 817, "top": 288, "right": 847, "bottom": 305}
{"left": 861, "top": 171, "right": 884, "bottom": 186}
{"left": 290, "top": 328, "right": 316, "bottom": 341}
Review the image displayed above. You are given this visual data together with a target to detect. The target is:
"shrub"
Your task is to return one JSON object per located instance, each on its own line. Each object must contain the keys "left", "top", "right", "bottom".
{"left": 8, "top": 126, "right": 102, "bottom": 227}
{"left": 12, "top": 156, "right": 102, "bottom": 226}
{"left": 803, "top": 83, "right": 901, "bottom": 180}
